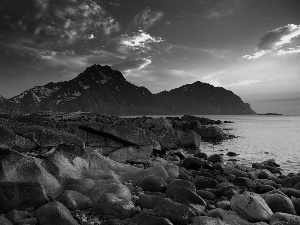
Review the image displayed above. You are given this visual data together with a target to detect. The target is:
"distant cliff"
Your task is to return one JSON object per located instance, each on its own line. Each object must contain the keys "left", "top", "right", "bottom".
{"left": 154, "top": 82, "right": 256, "bottom": 115}
{"left": 3, "top": 65, "right": 256, "bottom": 115}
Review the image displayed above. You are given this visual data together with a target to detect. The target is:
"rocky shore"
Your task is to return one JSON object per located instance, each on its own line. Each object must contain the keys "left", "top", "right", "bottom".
{"left": 0, "top": 112, "right": 300, "bottom": 225}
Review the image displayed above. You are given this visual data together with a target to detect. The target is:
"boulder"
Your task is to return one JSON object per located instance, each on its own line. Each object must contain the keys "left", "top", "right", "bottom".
{"left": 6, "top": 210, "right": 28, "bottom": 224}
{"left": 153, "top": 198, "right": 196, "bottom": 224}
{"left": 57, "top": 190, "right": 92, "bottom": 211}
{"left": 165, "top": 180, "right": 196, "bottom": 198}
{"left": 193, "top": 176, "right": 218, "bottom": 189}
{"left": 207, "top": 154, "right": 223, "bottom": 164}
{"left": 192, "top": 216, "right": 231, "bottom": 225}
{"left": 182, "top": 157, "right": 211, "bottom": 170}
{"left": 269, "top": 212, "right": 300, "bottom": 225}
{"left": 137, "top": 194, "right": 165, "bottom": 209}
{"left": 139, "top": 175, "right": 167, "bottom": 192}
{"left": 280, "top": 188, "right": 300, "bottom": 198}
{"left": 178, "top": 130, "right": 201, "bottom": 149}
{"left": 0, "top": 182, "right": 48, "bottom": 213}
{"left": 194, "top": 125, "right": 225, "bottom": 141}
{"left": 225, "top": 166, "right": 248, "bottom": 178}
{"left": 291, "top": 197, "right": 300, "bottom": 215}
{"left": 262, "top": 193, "right": 296, "bottom": 215}
{"left": 63, "top": 178, "right": 96, "bottom": 195}
{"left": 234, "top": 177, "right": 257, "bottom": 189}
{"left": 196, "top": 190, "right": 217, "bottom": 200}
{"left": 230, "top": 192, "right": 273, "bottom": 222}
{"left": 36, "top": 201, "right": 79, "bottom": 225}
{"left": 108, "top": 146, "right": 153, "bottom": 163}
{"left": 93, "top": 193, "right": 135, "bottom": 219}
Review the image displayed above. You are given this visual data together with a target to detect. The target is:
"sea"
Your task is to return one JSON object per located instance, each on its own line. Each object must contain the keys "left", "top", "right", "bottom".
{"left": 123, "top": 115, "right": 300, "bottom": 175}
{"left": 192, "top": 115, "right": 300, "bottom": 175}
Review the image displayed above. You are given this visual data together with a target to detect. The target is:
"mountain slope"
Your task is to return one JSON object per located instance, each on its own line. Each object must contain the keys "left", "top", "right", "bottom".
{"left": 4, "top": 65, "right": 256, "bottom": 115}
{"left": 154, "top": 81, "right": 256, "bottom": 115}
{"left": 6, "top": 65, "right": 162, "bottom": 115}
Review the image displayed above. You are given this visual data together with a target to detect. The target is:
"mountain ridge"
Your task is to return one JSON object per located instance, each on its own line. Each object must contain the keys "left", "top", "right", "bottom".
{"left": 2, "top": 64, "right": 256, "bottom": 115}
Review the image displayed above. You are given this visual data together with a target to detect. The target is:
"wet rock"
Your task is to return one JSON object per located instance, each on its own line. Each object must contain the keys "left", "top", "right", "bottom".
{"left": 182, "top": 157, "right": 211, "bottom": 170}
{"left": 139, "top": 175, "right": 167, "bottom": 192}
{"left": 0, "top": 182, "right": 48, "bottom": 213}
{"left": 165, "top": 179, "right": 196, "bottom": 198}
{"left": 192, "top": 216, "right": 230, "bottom": 225}
{"left": 124, "top": 212, "right": 174, "bottom": 225}
{"left": 262, "top": 193, "right": 296, "bottom": 215}
{"left": 227, "top": 152, "right": 238, "bottom": 157}
{"left": 258, "top": 169, "right": 277, "bottom": 179}
{"left": 230, "top": 191, "right": 273, "bottom": 222}
{"left": 137, "top": 194, "right": 165, "bottom": 209}
{"left": 193, "top": 176, "right": 218, "bottom": 189}
{"left": 216, "top": 200, "right": 231, "bottom": 210}
{"left": 57, "top": 190, "right": 92, "bottom": 211}
{"left": 269, "top": 212, "right": 300, "bottom": 225}
{"left": 280, "top": 188, "right": 300, "bottom": 198}
{"left": 153, "top": 198, "right": 196, "bottom": 224}
{"left": 36, "top": 201, "right": 78, "bottom": 225}
{"left": 169, "top": 149, "right": 186, "bottom": 160}
{"left": 291, "top": 197, "right": 300, "bottom": 215}
{"left": 207, "top": 154, "right": 223, "bottom": 164}
{"left": 169, "top": 155, "right": 181, "bottom": 161}
{"left": 225, "top": 165, "right": 248, "bottom": 178}
{"left": 194, "top": 125, "right": 226, "bottom": 141}
{"left": 257, "top": 184, "right": 276, "bottom": 194}
{"left": 194, "top": 152, "right": 208, "bottom": 159}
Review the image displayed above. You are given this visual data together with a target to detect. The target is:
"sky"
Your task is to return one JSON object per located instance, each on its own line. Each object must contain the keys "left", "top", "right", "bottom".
{"left": 0, "top": 0, "right": 300, "bottom": 115}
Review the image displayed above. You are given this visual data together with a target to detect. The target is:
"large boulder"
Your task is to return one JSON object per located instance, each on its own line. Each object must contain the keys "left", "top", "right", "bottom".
{"left": 124, "top": 212, "right": 174, "bottom": 225}
{"left": 108, "top": 145, "right": 153, "bottom": 163}
{"left": 178, "top": 130, "right": 201, "bottom": 149}
{"left": 153, "top": 198, "right": 196, "bottom": 224}
{"left": 0, "top": 182, "right": 48, "bottom": 213}
{"left": 63, "top": 178, "right": 96, "bottom": 195}
{"left": 0, "top": 216, "right": 13, "bottom": 225}
{"left": 137, "top": 194, "right": 165, "bottom": 209}
{"left": 36, "top": 201, "right": 79, "bottom": 225}
{"left": 138, "top": 175, "right": 167, "bottom": 192}
{"left": 0, "top": 149, "right": 60, "bottom": 196}
{"left": 165, "top": 179, "right": 196, "bottom": 198}
{"left": 0, "top": 126, "right": 36, "bottom": 151}
{"left": 262, "top": 193, "right": 296, "bottom": 215}
{"left": 230, "top": 192, "right": 273, "bottom": 222}
{"left": 193, "top": 176, "right": 218, "bottom": 189}
{"left": 194, "top": 125, "right": 225, "bottom": 141}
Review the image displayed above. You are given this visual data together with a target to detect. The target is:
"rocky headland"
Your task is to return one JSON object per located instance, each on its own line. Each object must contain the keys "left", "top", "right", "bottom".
{"left": 1, "top": 112, "right": 299, "bottom": 225}
{"left": 1, "top": 64, "right": 256, "bottom": 115}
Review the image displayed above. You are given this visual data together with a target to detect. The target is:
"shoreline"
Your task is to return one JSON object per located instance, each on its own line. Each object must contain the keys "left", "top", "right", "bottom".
{"left": 0, "top": 112, "right": 300, "bottom": 224}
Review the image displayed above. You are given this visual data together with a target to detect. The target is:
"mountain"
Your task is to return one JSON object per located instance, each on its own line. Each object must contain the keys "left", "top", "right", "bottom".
{"left": 154, "top": 81, "right": 256, "bottom": 115}
{"left": 3, "top": 64, "right": 256, "bottom": 115}
{"left": 6, "top": 65, "right": 161, "bottom": 115}
{"left": 0, "top": 95, "right": 5, "bottom": 103}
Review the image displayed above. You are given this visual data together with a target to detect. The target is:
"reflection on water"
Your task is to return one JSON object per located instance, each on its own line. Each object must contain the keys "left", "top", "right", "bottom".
{"left": 197, "top": 115, "right": 300, "bottom": 174}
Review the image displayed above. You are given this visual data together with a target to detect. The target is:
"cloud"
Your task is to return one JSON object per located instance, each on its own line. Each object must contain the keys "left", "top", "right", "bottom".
{"left": 118, "top": 30, "right": 163, "bottom": 55}
{"left": 112, "top": 58, "right": 152, "bottom": 72}
{"left": 244, "top": 24, "right": 300, "bottom": 59}
{"left": 132, "top": 7, "right": 164, "bottom": 30}
{"left": 227, "top": 80, "right": 262, "bottom": 87}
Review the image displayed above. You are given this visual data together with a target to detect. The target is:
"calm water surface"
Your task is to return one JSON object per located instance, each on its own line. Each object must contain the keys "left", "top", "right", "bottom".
{"left": 196, "top": 115, "right": 300, "bottom": 174}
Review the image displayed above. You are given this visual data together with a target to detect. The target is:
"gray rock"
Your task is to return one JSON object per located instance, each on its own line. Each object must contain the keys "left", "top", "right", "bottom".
{"left": 193, "top": 176, "right": 218, "bottom": 189}
{"left": 153, "top": 198, "right": 196, "bottom": 224}
{"left": 6, "top": 209, "right": 28, "bottom": 224}
{"left": 178, "top": 130, "right": 201, "bottom": 149}
{"left": 0, "top": 216, "right": 13, "bottom": 225}
{"left": 139, "top": 175, "right": 167, "bottom": 192}
{"left": 108, "top": 145, "right": 153, "bottom": 163}
{"left": 137, "top": 194, "right": 165, "bottom": 209}
{"left": 230, "top": 191, "right": 273, "bottom": 222}
{"left": 262, "top": 193, "right": 296, "bottom": 215}
{"left": 57, "top": 190, "right": 92, "bottom": 211}
{"left": 36, "top": 201, "right": 79, "bottom": 225}
{"left": 269, "top": 212, "right": 300, "bottom": 225}
{"left": 124, "top": 212, "right": 174, "bottom": 225}
{"left": 165, "top": 179, "right": 196, "bottom": 198}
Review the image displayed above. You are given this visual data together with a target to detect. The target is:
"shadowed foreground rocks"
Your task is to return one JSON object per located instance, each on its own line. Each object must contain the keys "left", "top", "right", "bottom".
{"left": 0, "top": 112, "right": 299, "bottom": 225}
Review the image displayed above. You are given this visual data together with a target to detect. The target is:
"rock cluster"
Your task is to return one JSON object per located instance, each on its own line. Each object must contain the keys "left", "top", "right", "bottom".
{"left": 0, "top": 112, "right": 299, "bottom": 225}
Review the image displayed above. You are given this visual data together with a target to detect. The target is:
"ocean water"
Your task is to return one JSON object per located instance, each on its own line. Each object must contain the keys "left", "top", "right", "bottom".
{"left": 196, "top": 115, "right": 300, "bottom": 175}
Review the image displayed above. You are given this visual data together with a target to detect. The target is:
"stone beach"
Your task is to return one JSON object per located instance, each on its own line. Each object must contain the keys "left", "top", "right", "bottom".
{"left": 1, "top": 112, "right": 300, "bottom": 225}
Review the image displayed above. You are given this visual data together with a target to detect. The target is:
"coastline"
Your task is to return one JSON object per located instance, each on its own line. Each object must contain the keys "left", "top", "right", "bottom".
{"left": 1, "top": 112, "right": 300, "bottom": 224}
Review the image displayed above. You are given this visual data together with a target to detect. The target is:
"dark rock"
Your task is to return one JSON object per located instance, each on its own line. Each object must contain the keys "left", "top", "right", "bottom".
{"left": 227, "top": 152, "right": 238, "bottom": 156}
{"left": 0, "top": 216, "right": 13, "bottom": 225}
{"left": 257, "top": 184, "right": 276, "bottom": 194}
{"left": 196, "top": 190, "right": 217, "bottom": 200}
{"left": 0, "top": 182, "right": 48, "bottom": 213}
{"left": 36, "top": 201, "right": 79, "bottom": 225}
{"left": 178, "top": 130, "right": 201, "bottom": 149}
{"left": 6, "top": 209, "right": 28, "bottom": 224}
{"left": 182, "top": 157, "right": 212, "bottom": 170}
{"left": 137, "top": 194, "right": 165, "bottom": 209}
{"left": 169, "top": 149, "right": 186, "bottom": 160}
{"left": 280, "top": 188, "right": 300, "bottom": 198}
{"left": 173, "top": 187, "right": 207, "bottom": 208}
{"left": 63, "top": 178, "right": 96, "bottom": 195}
{"left": 207, "top": 154, "right": 223, "bottom": 164}
{"left": 233, "top": 177, "right": 257, "bottom": 189}
{"left": 193, "top": 176, "right": 218, "bottom": 189}
{"left": 194, "top": 152, "right": 208, "bottom": 159}
{"left": 165, "top": 180, "right": 196, "bottom": 198}
{"left": 139, "top": 175, "right": 167, "bottom": 193}
{"left": 152, "top": 198, "right": 196, "bottom": 224}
